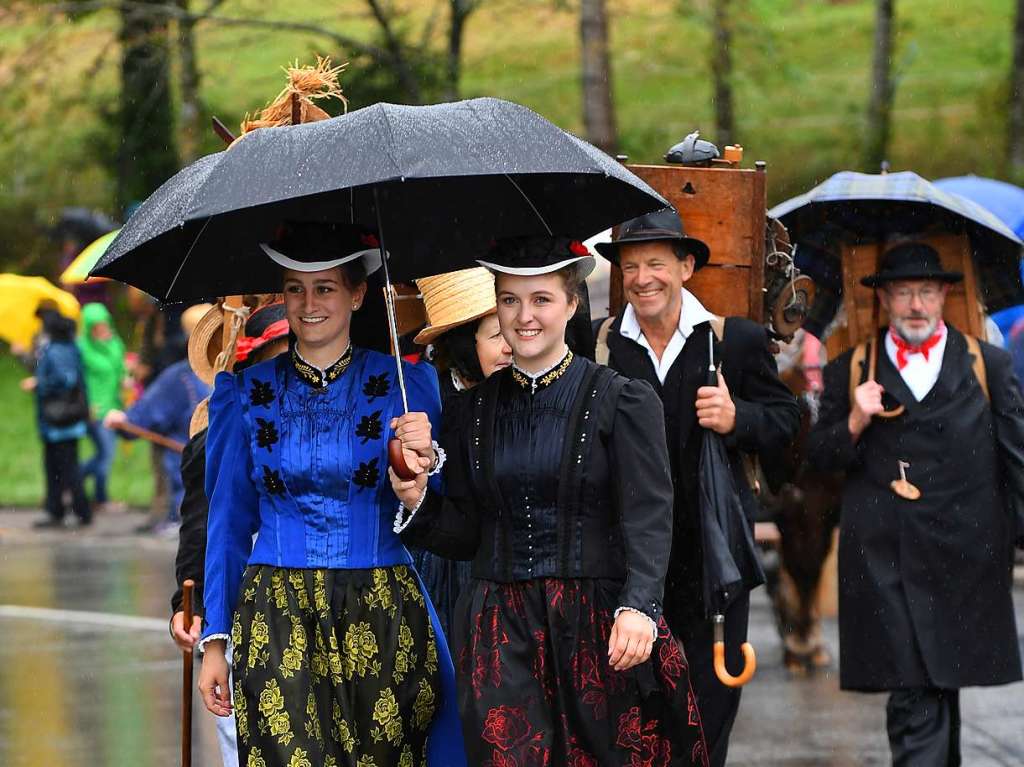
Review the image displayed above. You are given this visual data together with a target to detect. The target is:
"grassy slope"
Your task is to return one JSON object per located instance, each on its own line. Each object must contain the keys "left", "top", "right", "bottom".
{"left": 0, "top": 0, "right": 1016, "bottom": 215}
{"left": 0, "top": 355, "right": 152, "bottom": 508}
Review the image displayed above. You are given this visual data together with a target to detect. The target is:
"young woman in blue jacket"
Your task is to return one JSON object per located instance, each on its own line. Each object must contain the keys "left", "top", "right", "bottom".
{"left": 197, "top": 222, "right": 464, "bottom": 767}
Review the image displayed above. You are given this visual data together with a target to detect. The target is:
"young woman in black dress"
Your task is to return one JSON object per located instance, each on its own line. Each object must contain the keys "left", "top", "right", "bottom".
{"left": 392, "top": 237, "right": 708, "bottom": 767}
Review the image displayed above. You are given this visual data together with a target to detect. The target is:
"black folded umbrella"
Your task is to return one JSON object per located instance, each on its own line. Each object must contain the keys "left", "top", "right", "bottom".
{"left": 699, "top": 329, "right": 765, "bottom": 686}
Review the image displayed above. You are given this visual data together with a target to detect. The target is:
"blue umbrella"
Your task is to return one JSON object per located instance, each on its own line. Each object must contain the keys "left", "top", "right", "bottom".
{"left": 934, "top": 176, "right": 1024, "bottom": 240}
{"left": 935, "top": 176, "right": 1024, "bottom": 340}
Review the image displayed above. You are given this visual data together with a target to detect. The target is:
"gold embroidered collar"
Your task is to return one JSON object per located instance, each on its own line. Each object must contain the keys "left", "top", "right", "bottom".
{"left": 291, "top": 344, "right": 353, "bottom": 389}
{"left": 511, "top": 348, "right": 573, "bottom": 394}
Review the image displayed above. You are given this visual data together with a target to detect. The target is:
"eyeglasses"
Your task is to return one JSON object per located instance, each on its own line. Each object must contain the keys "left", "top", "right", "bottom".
{"left": 886, "top": 286, "right": 943, "bottom": 304}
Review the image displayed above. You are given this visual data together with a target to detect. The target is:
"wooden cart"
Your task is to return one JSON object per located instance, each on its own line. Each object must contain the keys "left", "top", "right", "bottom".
{"left": 609, "top": 161, "right": 769, "bottom": 321}
{"left": 824, "top": 231, "right": 988, "bottom": 361}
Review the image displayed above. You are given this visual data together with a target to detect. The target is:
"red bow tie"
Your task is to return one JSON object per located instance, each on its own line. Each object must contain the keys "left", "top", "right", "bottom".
{"left": 890, "top": 324, "right": 944, "bottom": 370}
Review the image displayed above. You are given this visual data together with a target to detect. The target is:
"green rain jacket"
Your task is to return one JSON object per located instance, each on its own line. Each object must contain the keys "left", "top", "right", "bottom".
{"left": 77, "top": 303, "right": 126, "bottom": 419}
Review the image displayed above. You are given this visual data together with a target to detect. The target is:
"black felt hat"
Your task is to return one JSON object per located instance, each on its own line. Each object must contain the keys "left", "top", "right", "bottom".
{"left": 260, "top": 221, "right": 382, "bottom": 275}
{"left": 477, "top": 236, "right": 595, "bottom": 279}
{"left": 860, "top": 242, "right": 963, "bottom": 287}
{"left": 595, "top": 206, "right": 710, "bottom": 270}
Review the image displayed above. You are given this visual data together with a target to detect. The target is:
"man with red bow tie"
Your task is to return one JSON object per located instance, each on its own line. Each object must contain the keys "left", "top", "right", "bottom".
{"left": 808, "top": 242, "right": 1024, "bottom": 766}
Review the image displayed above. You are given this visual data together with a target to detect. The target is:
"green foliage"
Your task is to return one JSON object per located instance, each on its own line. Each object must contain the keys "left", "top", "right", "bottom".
{"left": 0, "top": 0, "right": 1018, "bottom": 240}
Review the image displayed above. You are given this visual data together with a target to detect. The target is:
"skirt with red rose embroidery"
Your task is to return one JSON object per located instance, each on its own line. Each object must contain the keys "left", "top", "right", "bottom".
{"left": 452, "top": 577, "right": 708, "bottom": 767}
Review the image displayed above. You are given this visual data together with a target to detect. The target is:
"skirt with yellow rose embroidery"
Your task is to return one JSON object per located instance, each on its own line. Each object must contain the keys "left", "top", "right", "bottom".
{"left": 231, "top": 564, "right": 440, "bottom": 767}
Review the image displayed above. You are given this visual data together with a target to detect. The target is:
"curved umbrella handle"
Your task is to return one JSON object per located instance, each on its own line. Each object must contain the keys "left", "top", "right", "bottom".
{"left": 388, "top": 437, "right": 419, "bottom": 481}
{"left": 874, "top": 404, "right": 906, "bottom": 419}
{"left": 712, "top": 614, "right": 757, "bottom": 687}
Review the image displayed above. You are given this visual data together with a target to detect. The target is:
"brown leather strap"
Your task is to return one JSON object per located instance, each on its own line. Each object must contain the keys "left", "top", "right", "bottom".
{"left": 595, "top": 316, "right": 616, "bottom": 366}
{"left": 964, "top": 334, "right": 989, "bottom": 403}
{"left": 709, "top": 315, "right": 725, "bottom": 342}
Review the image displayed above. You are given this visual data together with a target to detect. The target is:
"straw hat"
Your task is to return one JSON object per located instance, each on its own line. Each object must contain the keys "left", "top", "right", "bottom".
{"left": 188, "top": 300, "right": 259, "bottom": 386}
{"left": 188, "top": 305, "right": 232, "bottom": 386}
{"left": 414, "top": 267, "right": 497, "bottom": 346}
{"left": 182, "top": 303, "right": 214, "bottom": 338}
{"left": 189, "top": 397, "right": 209, "bottom": 438}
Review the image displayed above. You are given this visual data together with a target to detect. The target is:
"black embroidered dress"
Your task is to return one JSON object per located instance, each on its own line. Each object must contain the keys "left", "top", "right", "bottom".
{"left": 400, "top": 350, "right": 708, "bottom": 767}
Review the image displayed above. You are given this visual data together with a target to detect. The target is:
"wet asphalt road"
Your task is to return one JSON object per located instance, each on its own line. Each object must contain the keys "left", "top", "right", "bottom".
{"left": 0, "top": 508, "right": 1021, "bottom": 767}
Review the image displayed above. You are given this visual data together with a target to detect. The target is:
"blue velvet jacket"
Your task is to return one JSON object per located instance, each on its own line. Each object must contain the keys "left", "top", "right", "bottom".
{"left": 202, "top": 346, "right": 442, "bottom": 641}
{"left": 203, "top": 346, "right": 466, "bottom": 764}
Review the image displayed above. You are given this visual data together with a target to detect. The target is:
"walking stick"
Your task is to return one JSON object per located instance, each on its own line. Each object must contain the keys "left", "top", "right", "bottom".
{"left": 113, "top": 421, "right": 187, "bottom": 453}
{"left": 181, "top": 579, "right": 195, "bottom": 767}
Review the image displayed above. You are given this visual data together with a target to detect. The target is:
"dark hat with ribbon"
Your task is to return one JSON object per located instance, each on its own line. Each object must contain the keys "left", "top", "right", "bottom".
{"left": 595, "top": 206, "right": 711, "bottom": 270}
{"left": 236, "top": 301, "right": 289, "bottom": 363}
{"left": 260, "top": 221, "right": 383, "bottom": 276}
{"left": 860, "top": 242, "right": 963, "bottom": 287}
{"left": 478, "top": 236, "right": 595, "bottom": 279}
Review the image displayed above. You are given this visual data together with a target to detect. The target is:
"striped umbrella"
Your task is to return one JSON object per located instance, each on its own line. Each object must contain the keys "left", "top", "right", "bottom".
{"left": 770, "top": 171, "right": 1024, "bottom": 313}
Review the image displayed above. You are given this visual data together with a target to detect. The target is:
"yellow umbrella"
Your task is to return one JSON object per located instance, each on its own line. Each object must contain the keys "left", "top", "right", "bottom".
{"left": 59, "top": 228, "right": 119, "bottom": 285}
{"left": 0, "top": 274, "right": 81, "bottom": 349}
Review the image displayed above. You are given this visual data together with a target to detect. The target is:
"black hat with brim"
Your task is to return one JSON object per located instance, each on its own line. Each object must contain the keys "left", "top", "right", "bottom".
{"left": 860, "top": 242, "right": 963, "bottom": 287}
{"left": 261, "top": 221, "right": 383, "bottom": 276}
{"left": 478, "top": 236, "right": 596, "bottom": 280}
{"left": 595, "top": 207, "right": 711, "bottom": 270}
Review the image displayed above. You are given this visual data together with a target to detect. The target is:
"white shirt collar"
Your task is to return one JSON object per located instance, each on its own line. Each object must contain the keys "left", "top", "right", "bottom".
{"left": 884, "top": 323, "right": 948, "bottom": 402}
{"left": 619, "top": 288, "right": 716, "bottom": 383}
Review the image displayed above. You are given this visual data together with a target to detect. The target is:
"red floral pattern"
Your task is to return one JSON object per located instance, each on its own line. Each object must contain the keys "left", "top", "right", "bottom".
{"left": 483, "top": 705, "right": 533, "bottom": 750}
{"left": 455, "top": 578, "right": 708, "bottom": 766}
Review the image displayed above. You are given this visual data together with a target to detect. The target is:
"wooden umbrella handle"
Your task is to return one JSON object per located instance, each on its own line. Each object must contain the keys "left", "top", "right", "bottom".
{"left": 182, "top": 579, "right": 194, "bottom": 767}
{"left": 867, "top": 336, "right": 906, "bottom": 420}
{"left": 388, "top": 438, "right": 419, "bottom": 481}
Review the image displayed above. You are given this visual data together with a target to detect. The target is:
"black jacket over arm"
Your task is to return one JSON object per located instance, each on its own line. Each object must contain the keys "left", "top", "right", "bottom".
{"left": 401, "top": 356, "right": 675, "bottom": 622}
{"left": 171, "top": 428, "right": 208, "bottom": 617}
{"left": 603, "top": 314, "right": 800, "bottom": 630}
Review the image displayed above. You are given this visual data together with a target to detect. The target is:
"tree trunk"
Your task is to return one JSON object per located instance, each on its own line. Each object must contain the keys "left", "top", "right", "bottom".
{"left": 864, "top": 0, "right": 895, "bottom": 171}
{"left": 1008, "top": 0, "right": 1024, "bottom": 180}
{"left": 445, "top": 0, "right": 474, "bottom": 101}
{"left": 365, "top": 0, "right": 423, "bottom": 103}
{"left": 580, "top": 0, "right": 618, "bottom": 154}
{"left": 710, "top": 0, "right": 735, "bottom": 146}
{"left": 118, "top": 0, "right": 179, "bottom": 211}
{"left": 176, "top": 0, "right": 201, "bottom": 161}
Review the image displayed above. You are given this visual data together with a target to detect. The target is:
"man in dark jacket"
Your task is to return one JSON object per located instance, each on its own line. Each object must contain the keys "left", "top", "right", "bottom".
{"left": 594, "top": 208, "right": 800, "bottom": 767}
{"left": 807, "top": 243, "right": 1024, "bottom": 766}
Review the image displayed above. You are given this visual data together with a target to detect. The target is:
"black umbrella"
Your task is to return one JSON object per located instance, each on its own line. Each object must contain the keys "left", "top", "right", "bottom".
{"left": 699, "top": 329, "right": 765, "bottom": 686}
{"left": 92, "top": 97, "right": 666, "bottom": 477}
{"left": 52, "top": 207, "right": 118, "bottom": 244}
{"left": 90, "top": 97, "right": 666, "bottom": 301}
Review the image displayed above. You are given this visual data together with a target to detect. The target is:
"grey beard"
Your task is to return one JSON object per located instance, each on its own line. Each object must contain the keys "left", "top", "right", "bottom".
{"left": 892, "top": 316, "right": 939, "bottom": 346}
